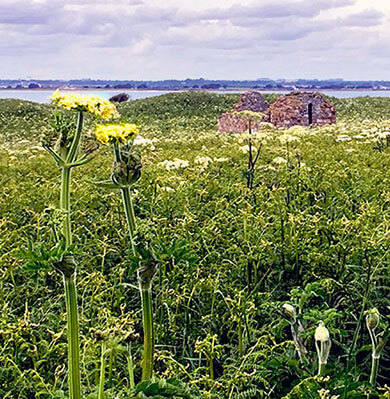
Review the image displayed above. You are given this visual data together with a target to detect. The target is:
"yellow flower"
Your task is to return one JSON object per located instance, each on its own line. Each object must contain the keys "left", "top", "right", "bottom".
{"left": 50, "top": 90, "right": 119, "bottom": 119}
{"left": 95, "top": 123, "right": 139, "bottom": 145}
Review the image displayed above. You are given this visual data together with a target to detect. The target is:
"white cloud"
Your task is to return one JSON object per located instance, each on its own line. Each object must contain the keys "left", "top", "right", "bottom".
{"left": 0, "top": 0, "right": 388, "bottom": 79}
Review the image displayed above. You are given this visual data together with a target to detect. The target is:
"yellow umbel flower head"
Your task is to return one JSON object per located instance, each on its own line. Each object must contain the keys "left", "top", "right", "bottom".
{"left": 51, "top": 90, "right": 119, "bottom": 119}
{"left": 95, "top": 123, "right": 139, "bottom": 145}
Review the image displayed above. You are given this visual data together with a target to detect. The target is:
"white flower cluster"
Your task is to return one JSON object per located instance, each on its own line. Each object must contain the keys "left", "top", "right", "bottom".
{"left": 377, "top": 131, "right": 390, "bottom": 139}
{"left": 134, "top": 135, "right": 159, "bottom": 150}
{"left": 336, "top": 134, "right": 352, "bottom": 142}
{"left": 239, "top": 145, "right": 250, "bottom": 154}
{"left": 278, "top": 134, "right": 300, "bottom": 144}
{"left": 157, "top": 158, "right": 189, "bottom": 171}
{"left": 194, "top": 156, "right": 213, "bottom": 169}
{"left": 272, "top": 156, "right": 287, "bottom": 165}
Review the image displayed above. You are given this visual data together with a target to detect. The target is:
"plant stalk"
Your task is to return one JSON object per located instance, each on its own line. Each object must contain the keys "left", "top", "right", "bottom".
{"left": 59, "top": 111, "right": 84, "bottom": 399}
{"left": 121, "top": 188, "right": 136, "bottom": 255}
{"left": 98, "top": 343, "right": 106, "bottom": 399}
{"left": 60, "top": 166, "right": 72, "bottom": 247}
{"left": 112, "top": 142, "right": 136, "bottom": 255}
{"left": 318, "top": 360, "right": 326, "bottom": 376}
{"left": 127, "top": 344, "right": 135, "bottom": 389}
{"left": 141, "top": 288, "right": 154, "bottom": 381}
{"left": 369, "top": 354, "right": 379, "bottom": 386}
{"left": 64, "top": 274, "right": 81, "bottom": 399}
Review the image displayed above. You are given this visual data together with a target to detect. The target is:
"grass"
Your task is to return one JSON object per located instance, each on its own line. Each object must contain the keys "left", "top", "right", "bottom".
{"left": 0, "top": 92, "right": 390, "bottom": 398}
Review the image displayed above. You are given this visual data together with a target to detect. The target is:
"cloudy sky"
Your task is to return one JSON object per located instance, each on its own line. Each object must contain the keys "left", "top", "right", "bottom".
{"left": 1, "top": 0, "right": 389, "bottom": 80}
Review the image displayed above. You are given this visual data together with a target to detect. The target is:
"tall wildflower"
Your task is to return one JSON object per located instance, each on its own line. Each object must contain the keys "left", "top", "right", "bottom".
{"left": 43, "top": 92, "right": 118, "bottom": 399}
{"left": 95, "top": 123, "right": 157, "bottom": 381}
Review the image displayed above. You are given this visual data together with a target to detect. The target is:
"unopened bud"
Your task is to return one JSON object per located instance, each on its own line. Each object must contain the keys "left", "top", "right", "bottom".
{"left": 282, "top": 303, "right": 296, "bottom": 321}
{"left": 315, "top": 322, "right": 330, "bottom": 343}
{"left": 366, "top": 308, "right": 380, "bottom": 331}
{"left": 315, "top": 321, "right": 332, "bottom": 367}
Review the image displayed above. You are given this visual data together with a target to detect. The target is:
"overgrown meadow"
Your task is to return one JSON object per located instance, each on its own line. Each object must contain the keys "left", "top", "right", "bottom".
{"left": 0, "top": 92, "right": 389, "bottom": 398}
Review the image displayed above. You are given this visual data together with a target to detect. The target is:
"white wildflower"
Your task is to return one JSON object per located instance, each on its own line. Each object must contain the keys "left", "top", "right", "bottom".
{"left": 160, "top": 186, "right": 175, "bottom": 192}
{"left": 279, "top": 134, "right": 300, "bottom": 144}
{"left": 336, "top": 135, "right": 351, "bottom": 142}
{"left": 239, "top": 145, "right": 250, "bottom": 154}
{"left": 272, "top": 156, "right": 287, "bottom": 165}
{"left": 194, "top": 156, "right": 213, "bottom": 169}
{"left": 157, "top": 158, "right": 189, "bottom": 171}
{"left": 377, "top": 131, "right": 390, "bottom": 139}
{"left": 134, "top": 136, "right": 157, "bottom": 150}
{"left": 214, "top": 157, "right": 229, "bottom": 163}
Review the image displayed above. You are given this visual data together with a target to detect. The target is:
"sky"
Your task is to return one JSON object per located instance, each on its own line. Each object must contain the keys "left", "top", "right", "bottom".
{"left": 0, "top": 0, "right": 389, "bottom": 81}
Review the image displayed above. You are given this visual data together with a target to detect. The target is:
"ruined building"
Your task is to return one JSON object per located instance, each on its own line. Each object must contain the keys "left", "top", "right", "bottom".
{"left": 218, "top": 91, "right": 336, "bottom": 132}
{"left": 268, "top": 92, "right": 336, "bottom": 128}
{"left": 218, "top": 91, "right": 269, "bottom": 133}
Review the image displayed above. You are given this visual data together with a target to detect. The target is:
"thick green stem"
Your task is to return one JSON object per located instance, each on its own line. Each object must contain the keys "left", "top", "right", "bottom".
{"left": 113, "top": 142, "right": 137, "bottom": 255}
{"left": 121, "top": 188, "right": 136, "bottom": 255}
{"left": 59, "top": 111, "right": 83, "bottom": 399}
{"left": 369, "top": 354, "right": 379, "bottom": 386}
{"left": 66, "top": 111, "right": 84, "bottom": 164}
{"left": 141, "top": 288, "right": 154, "bottom": 381}
{"left": 98, "top": 343, "right": 106, "bottom": 399}
{"left": 60, "top": 167, "right": 72, "bottom": 247}
{"left": 64, "top": 275, "right": 81, "bottom": 399}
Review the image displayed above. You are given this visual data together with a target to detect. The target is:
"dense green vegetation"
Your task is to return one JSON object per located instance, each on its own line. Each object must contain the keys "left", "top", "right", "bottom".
{"left": 0, "top": 92, "right": 390, "bottom": 398}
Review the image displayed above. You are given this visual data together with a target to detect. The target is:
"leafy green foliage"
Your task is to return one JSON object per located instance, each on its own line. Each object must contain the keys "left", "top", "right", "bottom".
{"left": 1, "top": 92, "right": 390, "bottom": 398}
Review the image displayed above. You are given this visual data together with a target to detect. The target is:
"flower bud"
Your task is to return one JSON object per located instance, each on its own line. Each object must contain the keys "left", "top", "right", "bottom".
{"left": 315, "top": 322, "right": 330, "bottom": 343}
{"left": 282, "top": 303, "right": 296, "bottom": 322}
{"left": 315, "top": 321, "right": 332, "bottom": 368}
{"left": 366, "top": 308, "right": 380, "bottom": 331}
{"left": 111, "top": 145, "right": 142, "bottom": 187}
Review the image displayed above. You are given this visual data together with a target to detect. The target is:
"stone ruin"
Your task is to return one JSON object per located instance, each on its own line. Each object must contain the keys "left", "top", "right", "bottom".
{"left": 268, "top": 91, "right": 336, "bottom": 128}
{"left": 218, "top": 91, "right": 336, "bottom": 132}
{"left": 218, "top": 91, "right": 269, "bottom": 133}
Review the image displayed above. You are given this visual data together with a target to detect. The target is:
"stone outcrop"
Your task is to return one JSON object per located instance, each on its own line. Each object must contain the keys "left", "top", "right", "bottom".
{"left": 218, "top": 91, "right": 269, "bottom": 133}
{"left": 268, "top": 92, "right": 336, "bottom": 128}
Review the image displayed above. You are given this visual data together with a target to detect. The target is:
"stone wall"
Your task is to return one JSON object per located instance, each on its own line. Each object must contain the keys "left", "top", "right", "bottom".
{"left": 218, "top": 91, "right": 269, "bottom": 133}
{"left": 234, "top": 91, "right": 270, "bottom": 112}
{"left": 268, "top": 92, "right": 336, "bottom": 128}
{"left": 218, "top": 112, "right": 261, "bottom": 133}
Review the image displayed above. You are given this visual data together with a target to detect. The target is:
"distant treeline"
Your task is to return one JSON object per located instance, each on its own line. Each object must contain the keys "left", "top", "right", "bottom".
{"left": 1, "top": 78, "right": 390, "bottom": 90}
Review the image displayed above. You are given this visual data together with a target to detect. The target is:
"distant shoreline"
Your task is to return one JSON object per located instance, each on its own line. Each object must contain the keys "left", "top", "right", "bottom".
{"left": 0, "top": 88, "right": 389, "bottom": 92}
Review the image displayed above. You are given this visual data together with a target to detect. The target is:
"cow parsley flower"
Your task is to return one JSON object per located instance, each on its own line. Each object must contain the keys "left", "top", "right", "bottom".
{"left": 194, "top": 156, "right": 213, "bottom": 169}
{"left": 272, "top": 156, "right": 287, "bottom": 165}
{"left": 158, "top": 158, "right": 189, "bottom": 171}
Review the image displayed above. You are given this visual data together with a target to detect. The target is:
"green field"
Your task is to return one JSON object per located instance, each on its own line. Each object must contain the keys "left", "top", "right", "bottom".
{"left": 0, "top": 92, "right": 390, "bottom": 398}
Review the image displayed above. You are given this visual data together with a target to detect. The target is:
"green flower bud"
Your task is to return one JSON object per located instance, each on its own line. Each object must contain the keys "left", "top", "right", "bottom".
{"left": 366, "top": 308, "right": 380, "bottom": 331}
{"left": 111, "top": 145, "right": 142, "bottom": 187}
{"left": 53, "top": 254, "right": 77, "bottom": 277}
